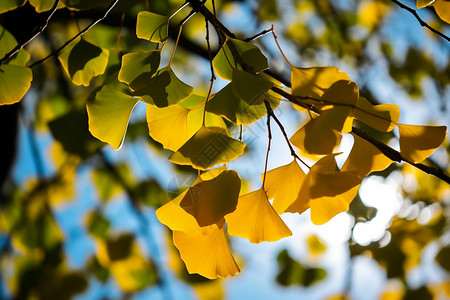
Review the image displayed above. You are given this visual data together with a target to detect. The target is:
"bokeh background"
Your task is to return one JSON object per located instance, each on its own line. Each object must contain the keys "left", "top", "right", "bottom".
{"left": 0, "top": 0, "right": 449, "bottom": 299}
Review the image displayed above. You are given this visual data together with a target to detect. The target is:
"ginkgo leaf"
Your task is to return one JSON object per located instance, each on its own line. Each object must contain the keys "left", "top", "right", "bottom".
{"left": 290, "top": 106, "right": 352, "bottom": 155}
{"left": 0, "top": 64, "right": 32, "bottom": 105}
{"left": 206, "top": 83, "right": 280, "bottom": 125}
{"left": 416, "top": 0, "right": 435, "bottom": 8}
{"left": 320, "top": 80, "right": 359, "bottom": 106}
{"left": 212, "top": 38, "right": 269, "bottom": 81}
{"left": 28, "top": 0, "right": 60, "bottom": 12}
{"left": 59, "top": 38, "right": 109, "bottom": 86}
{"left": 146, "top": 96, "right": 228, "bottom": 151}
{"left": 156, "top": 189, "right": 200, "bottom": 233}
{"left": 173, "top": 220, "right": 240, "bottom": 279}
{"left": 291, "top": 66, "right": 350, "bottom": 98}
{"left": 286, "top": 153, "right": 339, "bottom": 214}
{"left": 398, "top": 123, "right": 447, "bottom": 163}
{"left": 180, "top": 170, "right": 241, "bottom": 226}
{"left": 87, "top": 86, "right": 139, "bottom": 150}
{"left": 226, "top": 187, "right": 292, "bottom": 243}
{"left": 354, "top": 97, "right": 399, "bottom": 132}
{"left": 0, "top": 0, "right": 26, "bottom": 14}
{"left": 136, "top": 11, "right": 168, "bottom": 43}
{"left": 309, "top": 171, "right": 361, "bottom": 225}
{"left": 433, "top": 0, "right": 450, "bottom": 24}
{"left": 169, "top": 126, "right": 246, "bottom": 170}
{"left": 264, "top": 159, "right": 306, "bottom": 214}
{"left": 118, "top": 50, "right": 161, "bottom": 87}
{"left": 341, "top": 133, "right": 393, "bottom": 177}
{"left": 231, "top": 69, "right": 274, "bottom": 105}
{"left": 133, "top": 66, "right": 193, "bottom": 107}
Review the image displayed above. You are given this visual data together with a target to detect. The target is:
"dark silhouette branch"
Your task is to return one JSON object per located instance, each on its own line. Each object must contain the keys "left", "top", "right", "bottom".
{"left": 389, "top": 0, "right": 450, "bottom": 42}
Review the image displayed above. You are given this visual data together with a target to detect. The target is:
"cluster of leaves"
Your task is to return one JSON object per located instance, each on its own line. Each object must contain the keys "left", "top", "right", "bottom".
{"left": 0, "top": 0, "right": 449, "bottom": 298}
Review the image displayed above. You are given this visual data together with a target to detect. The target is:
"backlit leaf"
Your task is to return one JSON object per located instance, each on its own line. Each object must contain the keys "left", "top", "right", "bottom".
{"left": 341, "top": 133, "right": 393, "bottom": 177}
{"left": 290, "top": 106, "right": 352, "bottom": 155}
{"left": 354, "top": 97, "right": 399, "bottom": 132}
{"left": 136, "top": 11, "right": 168, "bottom": 43}
{"left": 87, "top": 86, "right": 139, "bottom": 150}
{"left": 0, "top": 25, "right": 30, "bottom": 67}
{"left": 59, "top": 38, "right": 109, "bottom": 86}
{"left": 118, "top": 50, "right": 161, "bottom": 87}
{"left": 169, "top": 126, "right": 246, "bottom": 170}
{"left": 28, "top": 0, "right": 59, "bottom": 12}
{"left": 320, "top": 80, "right": 359, "bottom": 106}
{"left": 291, "top": 66, "right": 350, "bottom": 98}
{"left": 226, "top": 187, "right": 292, "bottom": 243}
{"left": 180, "top": 170, "right": 241, "bottom": 226}
{"left": 147, "top": 95, "right": 227, "bottom": 151}
{"left": 416, "top": 0, "right": 435, "bottom": 8}
{"left": 206, "top": 83, "right": 280, "bottom": 124}
{"left": 0, "top": 0, "right": 26, "bottom": 13}
{"left": 212, "top": 38, "right": 269, "bottom": 81}
{"left": 264, "top": 159, "right": 306, "bottom": 214}
{"left": 433, "top": 0, "right": 450, "bottom": 24}
{"left": 133, "top": 66, "right": 193, "bottom": 107}
{"left": 173, "top": 220, "right": 240, "bottom": 279}
{"left": 398, "top": 123, "right": 447, "bottom": 163}
{"left": 231, "top": 69, "right": 274, "bottom": 105}
{"left": 0, "top": 64, "right": 32, "bottom": 105}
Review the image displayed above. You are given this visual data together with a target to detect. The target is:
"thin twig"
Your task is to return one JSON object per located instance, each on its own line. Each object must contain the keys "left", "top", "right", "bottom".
{"left": 262, "top": 102, "right": 272, "bottom": 188}
{"left": 28, "top": 0, "right": 119, "bottom": 68}
{"left": 389, "top": 0, "right": 450, "bottom": 42}
{"left": 244, "top": 27, "right": 273, "bottom": 42}
{"left": 0, "top": 0, "right": 60, "bottom": 65}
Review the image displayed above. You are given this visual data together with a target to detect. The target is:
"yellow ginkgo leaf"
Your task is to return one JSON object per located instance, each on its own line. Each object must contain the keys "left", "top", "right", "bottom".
{"left": 169, "top": 126, "right": 246, "bottom": 170}
{"left": 416, "top": 0, "right": 435, "bottom": 9}
{"left": 264, "top": 159, "right": 306, "bottom": 214}
{"left": 398, "top": 123, "right": 447, "bottom": 163}
{"left": 180, "top": 170, "right": 241, "bottom": 227}
{"left": 290, "top": 106, "right": 352, "bottom": 155}
{"left": 320, "top": 80, "right": 359, "bottom": 106}
{"left": 286, "top": 153, "right": 341, "bottom": 215}
{"left": 341, "top": 133, "right": 393, "bottom": 177}
{"left": 0, "top": 64, "right": 32, "bottom": 105}
{"left": 309, "top": 170, "right": 361, "bottom": 225}
{"left": 173, "top": 220, "right": 240, "bottom": 279}
{"left": 433, "top": 0, "right": 450, "bottom": 24}
{"left": 291, "top": 66, "right": 350, "bottom": 98}
{"left": 156, "top": 191, "right": 197, "bottom": 233}
{"left": 87, "top": 86, "right": 139, "bottom": 150}
{"left": 226, "top": 187, "right": 292, "bottom": 243}
{"left": 354, "top": 97, "right": 399, "bottom": 132}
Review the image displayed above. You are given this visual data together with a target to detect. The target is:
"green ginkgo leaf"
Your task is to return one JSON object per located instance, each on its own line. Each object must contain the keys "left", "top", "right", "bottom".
{"left": 0, "top": 64, "right": 32, "bottom": 105}
{"left": 169, "top": 126, "right": 246, "bottom": 170}
{"left": 0, "top": 0, "right": 25, "bottom": 13}
{"left": 180, "top": 170, "right": 241, "bottom": 226}
{"left": 212, "top": 38, "right": 269, "bottom": 81}
{"left": 136, "top": 11, "right": 168, "bottom": 43}
{"left": 231, "top": 69, "right": 274, "bottom": 105}
{"left": 0, "top": 25, "right": 30, "bottom": 66}
{"left": 28, "top": 0, "right": 60, "bottom": 12}
{"left": 87, "top": 86, "right": 139, "bottom": 150}
{"left": 59, "top": 38, "right": 109, "bottom": 86}
{"left": 133, "top": 66, "right": 193, "bottom": 107}
{"left": 207, "top": 83, "right": 280, "bottom": 124}
{"left": 118, "top": 50, "right": 161, "bottom": 89}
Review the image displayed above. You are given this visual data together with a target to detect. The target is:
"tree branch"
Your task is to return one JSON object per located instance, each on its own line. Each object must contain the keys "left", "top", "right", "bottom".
{"left": 389, "top": 0, "right": 450, "bottom": 43}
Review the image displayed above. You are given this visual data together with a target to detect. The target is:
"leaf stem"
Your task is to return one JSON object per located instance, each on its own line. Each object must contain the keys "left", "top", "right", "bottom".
{"left": 168, "top": 26, "right": 183, "bottom": 67}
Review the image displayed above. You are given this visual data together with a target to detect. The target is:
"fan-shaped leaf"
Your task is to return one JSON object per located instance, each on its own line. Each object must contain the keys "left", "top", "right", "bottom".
{"left": 136, "top": 11, "right": 168, "bottom": 43}
{"left": 28, "top": 0, "right": 60, "bottom": 12}
{"left": 226, "top": 187, "right": 292, "bottom": 243}
{"left": 264, "top": 159, "right": 306, "bottom": 214}
{"left": 354, "top": 97, "right": 399, "bottom": 132}
{"left": 320, "top": 80, "right": 359, "bottom": 106}
{"left": 173, "top": 220, "right": 240, "bottom": 279}
{"left": 0, "top": 0, "right": 26, "bottom": 13}
{"left": 341, "top": 133, "right": 393, "bottom": 177}
{"left": 231, "top": 69, "right": 274, "bottom": 105}
{"left": 133, "top": 66, "right": 193, "bottom": 107}
{"left": 59, "top": 38, "right": 109, "bottom": 86}
{"left": 118, "top": 50, "right": 161, "bottom": 88}
{"left": 0, "top": 64, "right": 32, "bottom": 105}
{"left": 291, "top": 66, "right": 350, "bottom": 98}
{"left": 87, "top": 86, "right": 139, "bottom": 150}
{"left": 399, "top": 123, "right": 447, "bottom": 163}
{"left": 169, "top": 126, "right": 246, "bottom": 170}
{"left": 433, "top": 0, "right": 450, "bottom": 24}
